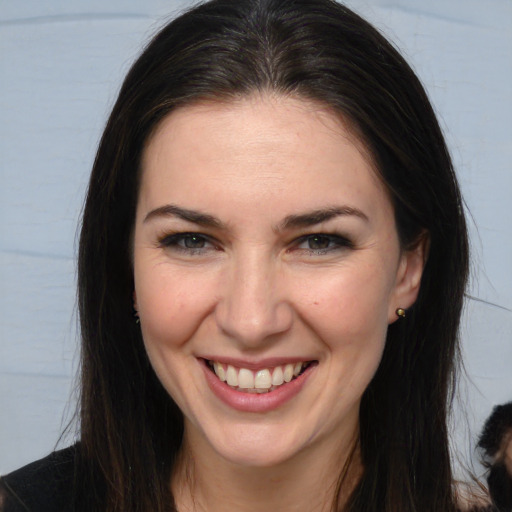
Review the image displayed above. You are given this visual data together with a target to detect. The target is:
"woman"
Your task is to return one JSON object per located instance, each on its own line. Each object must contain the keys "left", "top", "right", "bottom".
{"left": 0, "top": 0, "right": 489, "bottom": 510}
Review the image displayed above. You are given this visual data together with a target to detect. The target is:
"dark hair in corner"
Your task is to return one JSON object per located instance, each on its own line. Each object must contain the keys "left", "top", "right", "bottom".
{"left": 77, "top": 0, "right": 469, "bottom": 510}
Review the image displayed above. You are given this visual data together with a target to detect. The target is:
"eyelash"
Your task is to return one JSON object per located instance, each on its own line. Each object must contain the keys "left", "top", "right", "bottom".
{"left": 158, "top": 232, "right": 218, "bottom": 254}
{"left": 157, "top": 231, "right": 354, "bottom": 256}
{"left": 292, "top": 233, "right": 354, "bottom": 254}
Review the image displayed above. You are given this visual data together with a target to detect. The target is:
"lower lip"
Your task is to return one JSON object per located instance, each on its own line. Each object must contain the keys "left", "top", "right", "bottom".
{"left": 200, "top": 359, "right": 316, "bottom": 413}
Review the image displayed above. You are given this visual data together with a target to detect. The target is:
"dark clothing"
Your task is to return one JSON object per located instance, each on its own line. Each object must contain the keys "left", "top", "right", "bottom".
{"left": 0, "top": 446, "right": 76, "bottom": 512}
{"left": 0, "top": 443, "right": 508, "bottom": 511}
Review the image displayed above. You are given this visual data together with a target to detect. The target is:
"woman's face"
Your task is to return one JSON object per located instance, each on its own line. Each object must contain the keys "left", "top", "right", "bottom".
{"left": 133, "top": 95, "right": 424, "bottom": 467}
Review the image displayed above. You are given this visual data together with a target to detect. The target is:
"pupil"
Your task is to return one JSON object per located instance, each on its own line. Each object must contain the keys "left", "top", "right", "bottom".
{"left": 185, "top": 235, "right": 205, "bottom": 249}
{"left": 309, "top": 235, "right": 329, "bottom": 250}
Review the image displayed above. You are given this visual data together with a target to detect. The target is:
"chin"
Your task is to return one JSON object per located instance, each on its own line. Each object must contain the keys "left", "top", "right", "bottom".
{"left": 195, "top": 419, "right": 312, "bottom": 468}
{"left": 216, "top": 438, "right": 303, "bottom": 468}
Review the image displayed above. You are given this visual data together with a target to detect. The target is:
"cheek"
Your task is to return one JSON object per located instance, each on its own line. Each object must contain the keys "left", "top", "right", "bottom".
{"left": 295, "top": 264, "right": 392, "bottom": 395}
{"left": 295, "top": 262, "right": 394, "bottom": 339}
{"left": 135, "top": 264, "right": 218, "bottom": 352}
{"left": 134, "top": 267, "right": 220, "bottom": 409}
{"left": 290, "top": 267, "right": 391, "bottom": 438}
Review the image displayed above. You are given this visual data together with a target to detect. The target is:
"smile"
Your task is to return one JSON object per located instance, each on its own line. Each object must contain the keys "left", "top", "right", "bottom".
{"left": 206, "top": 360, "right": 314, "bottom": 393}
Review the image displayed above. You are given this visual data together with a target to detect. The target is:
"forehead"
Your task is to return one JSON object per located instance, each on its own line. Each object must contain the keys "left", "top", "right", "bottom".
{"left": 143, "top": 93, "right": 374, "bottom": 170}
{"left": 138, "top": 94, "right": 392, "bottom": 224}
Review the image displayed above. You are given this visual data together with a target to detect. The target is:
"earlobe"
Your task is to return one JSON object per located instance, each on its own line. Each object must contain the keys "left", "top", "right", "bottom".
{"left": 395, "top": 308, "right": 406, "bottom": 319}
{"left": 388, "top": 234, "right": 428, "bottom": 324}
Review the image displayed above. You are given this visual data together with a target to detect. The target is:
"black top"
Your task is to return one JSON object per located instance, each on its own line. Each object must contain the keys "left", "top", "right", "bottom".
{"left": 0, "top": 443, "right": 509, "bottom": 511}
{"left": 0, "top": 446, "right": 76, "bottom": 512}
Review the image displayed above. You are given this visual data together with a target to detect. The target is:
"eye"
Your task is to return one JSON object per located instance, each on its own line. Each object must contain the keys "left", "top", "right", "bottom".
{"left": 180, "top": 234, "right": 207, "bottom": 249}
{"left": 158, "top": 232, "right": 216, "bottom": 253}
{"left": 303, "top": 235, "right": 332, "bottom": 250}
{"left": 294, "top": 233, "right": 353, "bottom": 254}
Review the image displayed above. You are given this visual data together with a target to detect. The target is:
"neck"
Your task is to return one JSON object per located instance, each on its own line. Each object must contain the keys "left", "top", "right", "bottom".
{"left": 172, "top": 424, "right": 361, "bottom": 512}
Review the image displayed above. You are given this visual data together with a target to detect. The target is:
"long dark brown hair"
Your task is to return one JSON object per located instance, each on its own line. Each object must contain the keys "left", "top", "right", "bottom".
{"left": 77, "top": 0, "right": 469, "bottom": 510}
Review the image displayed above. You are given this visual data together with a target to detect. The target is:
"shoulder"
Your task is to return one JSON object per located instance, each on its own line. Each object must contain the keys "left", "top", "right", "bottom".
{"left": 0, "top": 445, "right": 78, "bottom": 512}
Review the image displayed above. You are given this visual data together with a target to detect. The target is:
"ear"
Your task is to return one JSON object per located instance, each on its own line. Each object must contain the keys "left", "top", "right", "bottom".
{"left": 388, "top": 234, "right": 429, "bottom": 324}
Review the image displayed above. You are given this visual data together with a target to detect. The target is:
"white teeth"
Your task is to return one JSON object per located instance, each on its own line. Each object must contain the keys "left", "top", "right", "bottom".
{"left": 213, "top": 361, "right": 226, "bottom": 382}
{"left": 283, "top": 363, "right": 294, "bottom": 383}
{"left": 238, "top": 368, "right": 254, "bottom": 389}
{"left": 226, "top": 365, "right": 238, "bottom": 386}
{"left": 271, "top": 366, "right": 284, "bottom": 386}
{"left": 254, "top": 369, "right": 272, "bottom": 389}
{"left": 210, "top": 360, "right": 310, "bottom": 392}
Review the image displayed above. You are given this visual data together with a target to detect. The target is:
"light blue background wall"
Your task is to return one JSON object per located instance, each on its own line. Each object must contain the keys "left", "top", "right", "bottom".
{"left": 1, "top": 0, "right": 511, "bottom": 475}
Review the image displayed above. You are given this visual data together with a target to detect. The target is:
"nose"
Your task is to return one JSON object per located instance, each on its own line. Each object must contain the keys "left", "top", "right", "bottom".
{"left": 215, "top": 250, "right": 293, "bottom": 348}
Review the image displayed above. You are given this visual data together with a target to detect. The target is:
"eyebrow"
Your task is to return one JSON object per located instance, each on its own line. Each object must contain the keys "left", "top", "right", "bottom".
{"left": 278, "top": 206, "right": 369, "bottom": 230}
{"left": 144, "top": 204, "right": 224, "bottom": 228}
{"left": 144, "top": 203, "right": 368, "bottom": 231}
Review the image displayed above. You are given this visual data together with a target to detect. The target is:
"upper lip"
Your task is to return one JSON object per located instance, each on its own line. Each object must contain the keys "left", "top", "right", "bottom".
{"left": 199, "top": 356, "right": 316, "bottom": 370}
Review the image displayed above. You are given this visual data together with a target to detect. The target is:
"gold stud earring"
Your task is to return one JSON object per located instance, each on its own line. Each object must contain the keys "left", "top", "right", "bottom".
{"left": 396, "top": 308, "right": 406, "bottom": 319}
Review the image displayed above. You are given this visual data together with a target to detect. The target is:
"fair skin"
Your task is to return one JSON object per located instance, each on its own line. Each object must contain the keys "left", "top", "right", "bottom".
{"left": 133, "top": 94, "right": 425, "bottom": 511}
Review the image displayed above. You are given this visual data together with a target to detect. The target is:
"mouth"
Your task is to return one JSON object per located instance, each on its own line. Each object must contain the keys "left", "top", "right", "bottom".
{"left": 205, "top": 359, "right": 317, "bottom": 394}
